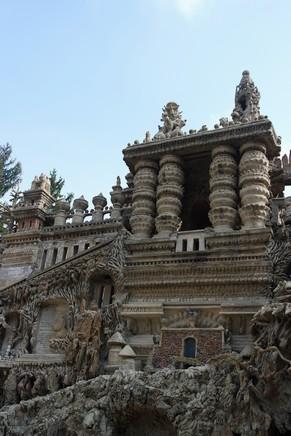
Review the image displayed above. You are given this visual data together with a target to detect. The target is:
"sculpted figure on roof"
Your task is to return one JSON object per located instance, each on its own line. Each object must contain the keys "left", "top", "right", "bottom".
{"left": 231, "top": 70, "right": 261, "bottom": 123}
{"left": 154, "top": 102, "right": 186, "bottom": 140}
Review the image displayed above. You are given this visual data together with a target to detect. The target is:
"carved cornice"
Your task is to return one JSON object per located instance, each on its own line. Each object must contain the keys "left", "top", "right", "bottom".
{"left": 123, "top": 120, "right": 280, "bottom": 169}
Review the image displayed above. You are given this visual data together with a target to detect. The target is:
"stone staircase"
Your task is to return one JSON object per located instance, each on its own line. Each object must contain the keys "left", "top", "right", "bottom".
{"left": 15, "top": 354, "right": 64, "bottom": 364}
{"left": 34, "top": 308, "right": 55, "bottom": 354}
{"left": 231, "top": 334, "right": 252, "bottom": 352}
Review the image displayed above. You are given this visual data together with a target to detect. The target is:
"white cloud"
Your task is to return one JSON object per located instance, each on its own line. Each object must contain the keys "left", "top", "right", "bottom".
{"left": 172, "top": 0, "right": 203, "bottom": 18}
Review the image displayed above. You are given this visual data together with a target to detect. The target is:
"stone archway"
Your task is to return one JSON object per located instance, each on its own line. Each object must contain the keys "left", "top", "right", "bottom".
{"left": 112, "top": 408, "right": 177, "bottom": 436}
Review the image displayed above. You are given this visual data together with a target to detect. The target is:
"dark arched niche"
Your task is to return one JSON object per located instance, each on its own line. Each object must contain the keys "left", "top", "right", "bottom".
{"left": 112, "top": 408, "right": 177, "bottom": 436}
{"left": 88, "top": 272, "right": 114, "bottom": 309}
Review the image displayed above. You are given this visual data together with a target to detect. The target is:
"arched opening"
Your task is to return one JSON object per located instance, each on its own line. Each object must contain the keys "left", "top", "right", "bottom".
{"left": 183, "top": 337, "right": 197, "bottom": 358}
{"left": 34, "top": 300, "right": 69, "bottom": 354}
{"left": 88, "top": 273, "right": 114, "bottom": 309}
{"left": 113, "top": 408, "right": 177, "bottom": 436}
{"left": 268, "top": 422, "right": 291, "bottom": 435}
{"left": 180, "top": 156, "right": 211, "bottom": 231}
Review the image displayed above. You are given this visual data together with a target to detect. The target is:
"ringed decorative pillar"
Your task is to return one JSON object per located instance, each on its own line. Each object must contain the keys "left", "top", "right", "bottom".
{"left": 72, "top": 196, "right": 88, "bottom": 225}
{"left": 92, "top": 193, "right": 107, "bottom": 223}
{"left": 239, "top": 142, "right": 270, "bottom": 228}
{"left": 208, "top": 145, "right": 238, "bottom": 231}
{"left": 129, "top": 159, "right": 158, "bottom": 238}
{"left": 54, "top": 198, "right": 70, "bottom": 226}
{"left": 155, "top": 154, "right": 184, "bottom": 237}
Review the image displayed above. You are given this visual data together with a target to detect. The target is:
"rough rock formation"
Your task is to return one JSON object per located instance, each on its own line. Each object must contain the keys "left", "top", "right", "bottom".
{"left": 1, "top": 287, "right": 291, "bottom": 435}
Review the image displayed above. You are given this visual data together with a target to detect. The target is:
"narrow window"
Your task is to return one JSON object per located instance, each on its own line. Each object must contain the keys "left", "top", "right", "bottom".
{"left": 41, "top": 249, "right": 47, "bottom": 270}
{"left": 62, "top": 247, "right": 68, "bottom": 261}
{"left": 182, "top": 239, "right": 188, "bottom": 252}
{"left": 29, "top": 220, "right": 33, "bottom": 228}
{"left": 98, "top": 286, "right": 104, "bottom": 308}
{"left": 109, "top": 285, "right": 114, "bottom": 304}
{"left": 51, "top": 248, "right": 58, "bottom": 266}
{"left": 193, "top": 238, "right": 199, "bottom": 251}
{"left": 84, "top": 243, "right": 90, "bottom": 250}
{"left": 73, "top": 245, "right": 79, "bottom": 256}
{"left": 184, "top": 337, "right": 196, "bottom": 358}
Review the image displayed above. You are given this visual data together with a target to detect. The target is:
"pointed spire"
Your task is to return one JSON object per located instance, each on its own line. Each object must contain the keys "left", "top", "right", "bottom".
{"left": 231, "top": 70, "right": 261, "bottom": 123}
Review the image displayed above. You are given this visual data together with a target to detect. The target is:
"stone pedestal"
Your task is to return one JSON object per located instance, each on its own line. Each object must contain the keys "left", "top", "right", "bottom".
{"left": 72, "top": 196, "right": 88, "bottom": 225}
{"left": 208, "top": 145, "right": 238, "bottom": 231}
{"left": 54, "top": 199, "right": 70, "bottom": 226}
{"left": 129, "top": 159, "right": 158, "bottom": 238}
{"left": 155, "top": 155, "right": 184, "bottom": 237}
{"left": 239, "top": 142, "right": 270, "bottom": 228}
{"left": 92, "top": 194, "right": 107, "bottom": 223}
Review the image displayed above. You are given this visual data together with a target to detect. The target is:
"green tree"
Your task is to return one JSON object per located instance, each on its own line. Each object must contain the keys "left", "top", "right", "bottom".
{"left": 0, "top": 144, "right": 22, "bottom": 197}
{"left": 49, "top": 169, "right": 74, "bottom": 204}
{"left": 0, "top": 144, "right": 22, "bottom": 234}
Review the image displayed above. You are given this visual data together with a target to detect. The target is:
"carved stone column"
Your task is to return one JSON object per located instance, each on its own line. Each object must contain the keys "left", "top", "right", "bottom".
{"left": 129, "top": 159, "right": 158, "bottom": 238}
{"left": 239, "top": 142, "right": 270, "bottom": 228}
{"left": 155, "top": 155, "right": 184, "bottom": 237}
{"left": 209, "top": 145, "right": 238, "bottom": 231}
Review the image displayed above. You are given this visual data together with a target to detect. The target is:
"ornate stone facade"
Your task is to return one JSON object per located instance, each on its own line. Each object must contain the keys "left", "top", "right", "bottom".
{"left": 0, "top": 71, "right": 290, "bottom": 434}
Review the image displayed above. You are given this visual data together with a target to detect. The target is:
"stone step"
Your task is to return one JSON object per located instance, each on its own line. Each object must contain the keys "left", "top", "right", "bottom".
{"left": 15, "top": 354, "right": 64, "bottom": 364}
{"left": 231, "top": 335, "right": 252, "bottom": 352}
{"left": 128, "top": 335, "right": 154, "bottom": 347}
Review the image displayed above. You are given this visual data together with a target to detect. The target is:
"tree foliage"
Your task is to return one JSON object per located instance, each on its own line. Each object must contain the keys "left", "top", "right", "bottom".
{"left": 0, "top": 144, "right": 22, "bottom": 197}
{"left": 49, "top": 169, "right": 73, "bottom": 205}
{"left": 0, "top": 144, "right": 22, "bottom": 235}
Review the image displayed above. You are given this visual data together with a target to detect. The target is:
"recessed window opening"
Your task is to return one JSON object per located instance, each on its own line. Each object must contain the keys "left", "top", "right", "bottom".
{"left": 73, "top": 245, "right": 79, "bottom": 256}
{"left": 84, "top": 243, "right": 90, "bottom": 250}
{"left": 182, "top": 239, "right": 188, "bottom": 252}
{"left": 51, "top": 248, "right": 58, "bottom": 265}
{"left": 62, "top": 247, "right": 68, "bottom": 261}
{"left": 41, "top": 249, "right": 47, "bottom": 270}
{"left": 98, "top": 286, "right": 104, "bottom": 308}
{"left": 184, "top": 337, "right": 196, "bottom": 358}
{"left": 193, "top": 238, "right": 199, "bottom": 251}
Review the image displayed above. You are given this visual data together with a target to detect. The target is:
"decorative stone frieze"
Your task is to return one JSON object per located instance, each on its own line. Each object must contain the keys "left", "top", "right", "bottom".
{"left": 208, "top": 145, "right": 238, "bottom": 231}
{"left": 129, "top": 159, "right": 158, "bottom": 238}
{"left": 239, "top": 142, "right": 270, "bottom": 228}
{"left": 155, "top": 154, "right": 184, "bottom": 237}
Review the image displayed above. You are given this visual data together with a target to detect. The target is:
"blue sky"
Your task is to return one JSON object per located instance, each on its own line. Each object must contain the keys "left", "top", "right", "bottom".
{"left": 0, "top": 0, "right": 291, "bottom": 203}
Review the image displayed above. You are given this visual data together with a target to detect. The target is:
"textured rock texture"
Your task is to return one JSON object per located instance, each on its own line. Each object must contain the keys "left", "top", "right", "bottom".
{"left": 1, "top": 295, "right": 291, "bottom": 436}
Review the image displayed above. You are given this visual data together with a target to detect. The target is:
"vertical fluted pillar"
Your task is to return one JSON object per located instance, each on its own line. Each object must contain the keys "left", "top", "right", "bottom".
{"left": 129, "top": 159, "right": 158, "bottom": 238}
{"left": 155, "top": 155, "right": 184, "bottom": 237}
{"left": 208, "top": 145, "right": 238, "bottom": 231}
{"left": 239, "top": 142, "right": 270, "bottom": 228}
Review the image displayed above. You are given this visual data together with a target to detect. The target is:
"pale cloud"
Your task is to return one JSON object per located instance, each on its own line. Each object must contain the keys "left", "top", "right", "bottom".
{"left": 173, "top": 0, "right": 203, "bottom": 18}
